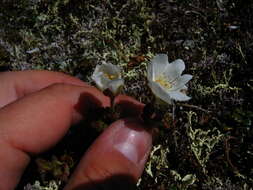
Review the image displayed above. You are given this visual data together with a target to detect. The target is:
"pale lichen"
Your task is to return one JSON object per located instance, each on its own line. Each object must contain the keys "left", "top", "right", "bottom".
{"left": 186, "top": 111, "right": 224, "bottom": 173}
{"left": 24, "top": 181, "right": 60, "bottom": 190}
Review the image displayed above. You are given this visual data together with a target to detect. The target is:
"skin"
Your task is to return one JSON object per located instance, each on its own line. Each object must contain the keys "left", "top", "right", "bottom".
{"left": 0, "top": 70, "right": 152, "bottom": 190}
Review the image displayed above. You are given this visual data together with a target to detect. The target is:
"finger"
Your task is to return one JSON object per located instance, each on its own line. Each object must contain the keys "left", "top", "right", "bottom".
{"left": 0, "top": 83, "right": 110, "bottom": 190}
{"left": 114, "top": 95, "right": 144, "bottom": 117}
{"left": 64, "top": 118, "right": 152, "bottom": 190}
{"left": 0, "top": 70, "right": 88, "bottom": 108}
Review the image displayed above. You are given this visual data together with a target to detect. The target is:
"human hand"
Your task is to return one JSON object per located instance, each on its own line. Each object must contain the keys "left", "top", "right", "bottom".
{"left": 0, "top": 70, "right": 152, "bottom": 190}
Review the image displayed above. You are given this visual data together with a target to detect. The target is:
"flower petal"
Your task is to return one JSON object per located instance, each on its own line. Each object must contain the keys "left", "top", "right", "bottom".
{"left": 149, "top": 54, "right": 169, "bottom": 80}
{"left": 181, "top": 85, "right": 188, "bottom": 90}
{"left": 148, "top": 81, "right": 172, "bottom": 104}
{"left": 108, "top": 79, "right": 124, "bottom": 95}
{"left": 168, "top": 91, "right": 191, "bottom": 101}
{"left": 91, "top": 62, "right": 124, "bottom": 94}
{"left": 100, "top": 62, "right": 121, "bottom": 76}
{"left": 170, "top": 74, "right": 192, "bottom": 91}
{"left": 91, "top": 71, "right": 110, "bottom": 91}
{"left": 164, "top": 59, "right": 185, "bottom": 82}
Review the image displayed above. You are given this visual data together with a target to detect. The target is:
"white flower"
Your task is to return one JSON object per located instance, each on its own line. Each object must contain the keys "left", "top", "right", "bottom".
{"left": 147, "top": 54, "right": 192, "bottom": 104}
{"left": 91, "top": 62, "right": 124, "bottom": 95}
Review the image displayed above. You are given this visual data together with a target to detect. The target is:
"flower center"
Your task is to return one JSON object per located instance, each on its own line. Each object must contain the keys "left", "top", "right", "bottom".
{"left": 104, "top": 73, "right": 117, "bottom": 80}
{"left": 155, "top": 75, "right": 172, "bottom": 89}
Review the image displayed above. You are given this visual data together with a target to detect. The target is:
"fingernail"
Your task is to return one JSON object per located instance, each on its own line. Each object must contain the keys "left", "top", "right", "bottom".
{"left": 112, "top": 119, "right": 152, "bottom": 165}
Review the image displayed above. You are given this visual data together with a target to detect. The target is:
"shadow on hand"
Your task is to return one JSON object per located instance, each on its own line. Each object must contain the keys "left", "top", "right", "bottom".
{"left": 72, "top": 174, "right": 137, "bottom": 190}
{"left": 74, "top": 92, "right": 108, "bottom": 121}
{"left": 114, "top": 95, "right": 144, "bottom": 118}
{"left": 75, "top": 93, "right": 145, "bottom": 122}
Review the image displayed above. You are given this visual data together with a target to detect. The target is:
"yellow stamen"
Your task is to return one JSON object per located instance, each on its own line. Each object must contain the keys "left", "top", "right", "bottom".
{"left": 104, "top": 73, "right": 117, "bottom": 80}
{"left": 155, "top": 75, "right": 172, "bottom": 89}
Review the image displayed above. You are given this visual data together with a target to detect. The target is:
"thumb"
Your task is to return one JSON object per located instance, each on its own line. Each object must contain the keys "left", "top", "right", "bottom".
{"left": 64, "top": 118, "right": 152, "bottom": 190}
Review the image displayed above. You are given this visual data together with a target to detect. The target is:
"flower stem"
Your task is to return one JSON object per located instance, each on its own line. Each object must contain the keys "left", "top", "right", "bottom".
{"left": 172, "top": 101, "right": 175, "bottom": 121}
{"left": 110, "top": 95, "right": 115, "bottom": 112}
